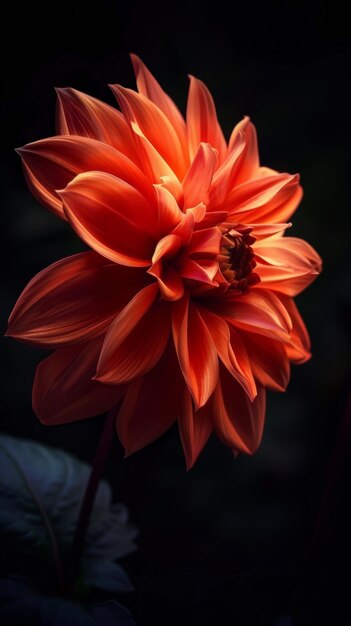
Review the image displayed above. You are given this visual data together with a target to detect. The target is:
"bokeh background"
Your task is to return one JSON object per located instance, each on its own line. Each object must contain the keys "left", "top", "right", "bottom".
{"left": 1, "top": 1, "right": 350, "bottom": 624}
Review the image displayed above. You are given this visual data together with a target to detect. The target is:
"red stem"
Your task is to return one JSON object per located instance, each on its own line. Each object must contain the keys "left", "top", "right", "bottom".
{"left": 72, "top": 406, "right": 119, "bottom": 579}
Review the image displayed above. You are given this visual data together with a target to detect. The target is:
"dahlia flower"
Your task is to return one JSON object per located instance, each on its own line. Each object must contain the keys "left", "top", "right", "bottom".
{"left": 7, "top": 55, "right": 321, "bottom": 468}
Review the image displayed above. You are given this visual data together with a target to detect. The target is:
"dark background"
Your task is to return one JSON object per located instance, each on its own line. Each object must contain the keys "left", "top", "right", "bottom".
{"left": 1, "top": 1, "right": 350, "bottom": 624}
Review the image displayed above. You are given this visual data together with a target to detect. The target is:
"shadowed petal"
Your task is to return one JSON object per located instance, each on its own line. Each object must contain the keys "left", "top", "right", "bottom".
{"left": 179, "top": 390, "right": 213, "bottom": 470}
{"left": 255, "top": 236, "right": 322, "bottom": 295}
{"left": 33, "top": 337, "right": 124, "bottom": 424}
{"left": 96, "top": 285, "right": 170, "bottom": 384}
{"left": 56, "top": 88, "right": 137, "bottom": 160}
{"left": 17, "top": 135, "right": 155, "bottom": 218}
{"left": 213, "top": 365, "right": 266, "bottom": 454}
{"left": 172, "top": 296, "right": 218, "bottom": 408}
{"left": 59, "top": 171, "right": 156, "bottom": 266}
{"left": 7, "top": 252, "right": 147, "bottom": 348}
{"left": 186, "top": 75, "right": 227, "bottom": 163}
{"left": 240, "top": 331, "right": 291, "bottom": 391}
{"left": 117, "top": 339, "right": 183, "bottom": 455}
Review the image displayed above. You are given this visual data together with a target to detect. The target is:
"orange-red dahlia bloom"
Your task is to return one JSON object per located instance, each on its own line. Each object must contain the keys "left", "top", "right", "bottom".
{"left": 7, "top": 55, "right": 321, "bottom": 468}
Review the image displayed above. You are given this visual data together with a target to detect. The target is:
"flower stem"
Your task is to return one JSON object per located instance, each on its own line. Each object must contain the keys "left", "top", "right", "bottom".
{"left": 71, "top": 405, "right": 119, "bottom": 581}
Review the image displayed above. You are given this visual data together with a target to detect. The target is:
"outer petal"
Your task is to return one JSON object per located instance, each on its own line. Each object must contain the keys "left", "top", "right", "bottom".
{"left": 7, "top": 252, "right": 146, "bottom": 348}
{"left": 96, "top": 285, "right": 171, "bottom": 384}
{"left": 182, "top": 142, "right": 217, "bottom": 208}
{"left": 208, "top": 131, "right": 246, "bottom": 208}
{"left": 198, "top": 307, "right": 256, "bottom": 400}
{"left": 227, "top": 117, "right": 260, "bottom": 184}
{"left": 224, "top": 173, "right": 300, "bottom": 221}
{"left": 279, "top": 295, "right": 311, "bottom": 363}
{"left": 56, "top": 88, "right": 137, "bottom": 161}
{"left": 172, "top": 296, "right": 218, "bottom": 409}
{"left": 186, "top": 75, "right": 227, "bottom": 164}
{"left": 59, "top": 171, "right": 156, "bottom": 266}
{"left": 179, "top": 390, "right": 213, "bottom": 470}
{"left": 117, "top": 339, "right": 183, "bottom": 455}
{"left": 239, "top": 331, "right": 291, "bottom": 391}
{"left": 253, "top": 176, "right": 303, "bottom": 222}
{"left": 249, "top": 223, "right": 291, "bottom": 239}
{"left": 33, "top": 337, "right": 124, "bottom": 424}
{"left": 111, "top": 85, "right": 187, "bottom": 178}
{"left": 213, "top": 365, "right": 266, "bottom": 454}
{"left": 210, "top": 290, "right": 292, "bottom": 341}
{"left": 255, "top": 236, "right": 322, "bottom": 295}
{"left": 17, "top": 135, "right": 154, "bottom": 218}
{"left": 130, "top": 54, "right": 188, "bottom": 159}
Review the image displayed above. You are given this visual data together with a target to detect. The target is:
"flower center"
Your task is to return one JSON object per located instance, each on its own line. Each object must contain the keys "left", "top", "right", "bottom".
{"left": 219, "top": 226, "right": 260, "bottom": 292}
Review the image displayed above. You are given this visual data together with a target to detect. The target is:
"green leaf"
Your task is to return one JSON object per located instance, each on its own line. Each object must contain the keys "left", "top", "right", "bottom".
{"left": 0, "top": 434, "right": 137, "bottom": 593}
{"left": 0, "top": 578, "right": 136, "bottom": 625}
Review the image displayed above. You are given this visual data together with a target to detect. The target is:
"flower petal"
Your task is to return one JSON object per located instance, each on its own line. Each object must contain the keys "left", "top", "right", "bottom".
{"left": 208, "top": 131, "right": 246, "bottom": 208}
{"left": 255, "top": 236, "right": 322, "bottom": 295}
{"left": 198, "top": 307, "right": 256, "bottom": 400}
{"left": 33, "top": 337, "right": 124, "bottom": 424}
{"left": 213, "top": 365, "right": 266, "bottom": 454}
{"left": 186, "top": 75, "right": 227, "bottom": 163}
{"left": 56, "top": 88, "right": 137, "bottom": 160}
{"left": 240, "top": 331, "right": 291, "bottom": 391}
{"left": 96, "top": 285, "right": 170, "bottom": 384}
{"left": 111, "top": 84, "right": 187, "bottom": 179}
{"left": 211, "top": 289, "right": 292, "bottom": 341}
{"left": 187, "top": 227, "right": 222, "bottom": 258}
{"left": 225, "top": 172, "right": 300, "bottom": 221}
{"left": 117, "top": 339, "right": 183, "bottom": 455}
{"left": 128, "top": 118, "right": 182, "bottom": 191}
{"left": 59, "top": 171, "right": 156, "bottom": 266}
{"left": 279, "top": 295, "right": 311, "bottom": 363}
{"left": 153, "top": 185, "right": 183, "bottom": 236}
{"left": 179, "top": 259, "right": 218, "bottom": 286}
{"left": 249, "top": 222, "right": 291, "bottom": 239}
{"left": 182, "top": 142, "right": 217, "bottom": 208}
{"left": 227, "top": 117, "right": 260, "bottom": 184}
{"left": 149, "top": 262, "right": 184, "bottom": 300}
{"left": 149, "top": 234, "right": 185, "bottom": 301}
{"left": 7, "top": 252, "right": 146, "bottom": 348}
{"left": 172, "top": 296, "right": 218, "bottom": 409}
{"left": 179, "top": 390, "right": 213, "bottom": 469}
{"left": 130, "top": 54, "right": 188, "bottom": 158}
{"left": 17, "top": 135, "right": 154, "bottom": 218}
{"left": 254, "top": 166, "right": 303, "bottom": 222}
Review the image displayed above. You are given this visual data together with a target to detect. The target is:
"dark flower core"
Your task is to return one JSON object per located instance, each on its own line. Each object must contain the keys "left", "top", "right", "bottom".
{"left": 220, "top": 226, "right": 260, "bottom": 292}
